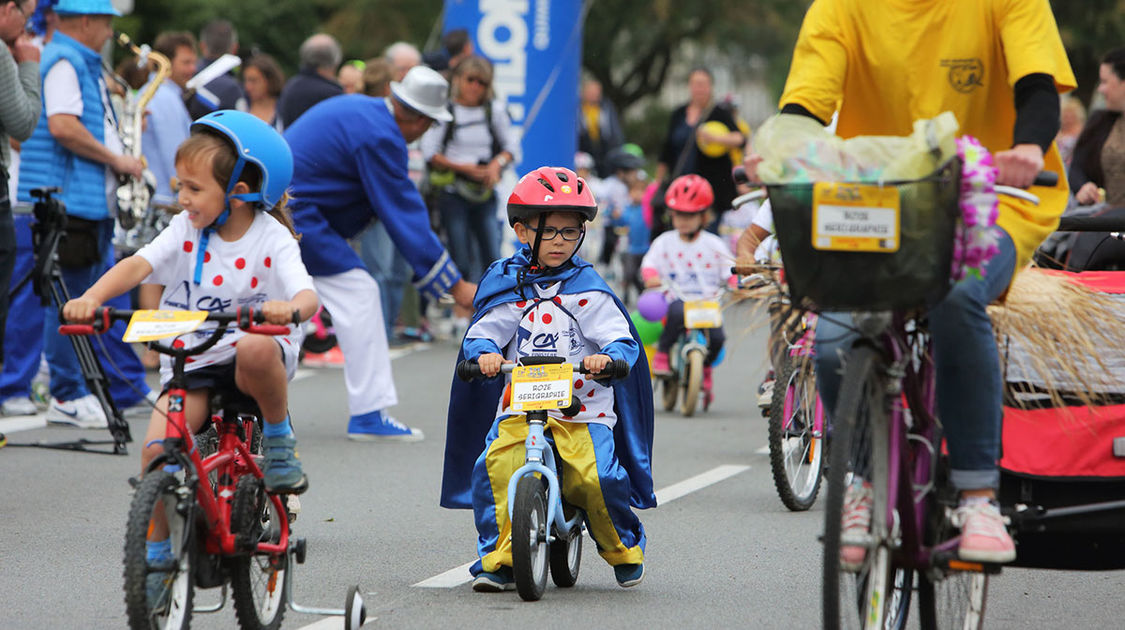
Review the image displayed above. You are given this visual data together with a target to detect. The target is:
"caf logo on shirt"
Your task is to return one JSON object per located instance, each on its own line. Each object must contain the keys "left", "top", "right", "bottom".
{"left": 941, "top": 58, "right": 984, "bottom": 94}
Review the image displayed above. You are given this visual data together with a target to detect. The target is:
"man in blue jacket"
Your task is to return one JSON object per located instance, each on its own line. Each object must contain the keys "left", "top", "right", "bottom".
{"left": 285, "top": 65, "right": 475, "bottom": 441}
{"left": 17, "top": 0, "right": 153, "bottom": 428}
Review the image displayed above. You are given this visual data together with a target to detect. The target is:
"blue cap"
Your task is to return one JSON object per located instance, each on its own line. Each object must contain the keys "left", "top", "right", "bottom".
{"left": 54, "top": 0, "right": 121, "bottom": 16}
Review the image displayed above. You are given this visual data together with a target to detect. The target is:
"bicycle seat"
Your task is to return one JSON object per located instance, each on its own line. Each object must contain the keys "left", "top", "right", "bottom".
{"left": 209, "top": 386, "right": 261, "bottom": 420}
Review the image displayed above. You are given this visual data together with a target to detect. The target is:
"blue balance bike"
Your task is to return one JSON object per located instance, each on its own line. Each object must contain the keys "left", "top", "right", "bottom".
{"left": 457, "top": 355, "right": 630, "bottom": 601}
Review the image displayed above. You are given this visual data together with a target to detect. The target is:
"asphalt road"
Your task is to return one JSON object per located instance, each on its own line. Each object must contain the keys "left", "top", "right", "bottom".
{"left": 1, "top": 302, "right": 1122, "bottom": 628}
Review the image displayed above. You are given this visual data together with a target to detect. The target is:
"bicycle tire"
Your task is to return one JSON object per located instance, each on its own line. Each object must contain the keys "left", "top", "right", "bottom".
{"left": 511, "top": 475, "right": 549, "bottom": 601}
{"left": 230, "top": 475, "right": 287, "bottom": 630}
{"left": 918, "top": 448, "right": 989, "bottom": 630}
{"left": 768, "top": 356, "right": 824, "bottom": 511}
{"left": 918, "top": 565, "right": 988, "bottom": 630}
{"left": 123, "top": 470, "right": 194, "bottom": 630}
{"left": 661, "top": 377, "right": 678, "bottom": 411}
{"left": 681, "top": 349, "right": 704, "bottom": 417}
{"left": 822, "top": 344, "right": 911, "bottom": 630}
{"left": 549, "top": 519, "right": 583, "bottom": 588}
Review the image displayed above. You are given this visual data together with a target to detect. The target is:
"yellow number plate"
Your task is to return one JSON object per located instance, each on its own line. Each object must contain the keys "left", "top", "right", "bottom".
{"left": 122, "top": 310, "right": 208, "bottom": 342}
{"left": 684, "top": 300, "right": 722, "bottom": 329}
{"left": 811, "top": 183, "right": 900, "bottom": 253}
{"left": 510, "top": 363, "right": 574, "bottom": 411}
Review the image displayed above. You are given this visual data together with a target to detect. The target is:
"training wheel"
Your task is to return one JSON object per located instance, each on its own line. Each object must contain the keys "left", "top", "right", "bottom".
{"left": 344, "top": 585, "right": 366, "bottom": 629}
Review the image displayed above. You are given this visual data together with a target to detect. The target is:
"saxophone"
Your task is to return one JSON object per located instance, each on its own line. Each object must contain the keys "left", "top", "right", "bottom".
{"left": 114, "top": 32, "right": 171, "bottom": 245}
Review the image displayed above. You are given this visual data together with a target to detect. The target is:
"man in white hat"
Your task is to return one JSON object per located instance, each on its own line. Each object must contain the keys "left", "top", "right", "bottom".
{"left": 285, "top": 65, "right": 475, "bottom": 442}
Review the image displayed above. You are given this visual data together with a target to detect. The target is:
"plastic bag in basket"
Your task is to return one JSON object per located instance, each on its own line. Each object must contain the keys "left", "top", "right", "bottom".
{"left": 753, "top": 111, "right": 960, "bottom": 183}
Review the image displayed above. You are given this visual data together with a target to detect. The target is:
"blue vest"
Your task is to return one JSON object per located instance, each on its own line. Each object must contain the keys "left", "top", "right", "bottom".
{"left": 17, "top": 31, "right": 112, "bottom": 220}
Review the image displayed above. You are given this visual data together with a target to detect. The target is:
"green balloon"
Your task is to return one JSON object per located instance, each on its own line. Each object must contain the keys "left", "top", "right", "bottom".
{"left": 631, "top": 310, "right": 663, "bottom": 346}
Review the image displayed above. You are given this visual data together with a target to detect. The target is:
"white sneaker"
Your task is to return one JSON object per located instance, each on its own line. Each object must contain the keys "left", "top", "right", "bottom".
{"left": 122, "top": 390, "right": 160, "bottom": 419}
{"left": 1, "top": 396, "right": 40, "bottom": 416}
{"left": 46, "top": 395, "right": 108, "bottom": 429}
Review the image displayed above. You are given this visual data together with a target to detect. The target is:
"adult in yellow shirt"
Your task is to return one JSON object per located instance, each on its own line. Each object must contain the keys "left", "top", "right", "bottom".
{"left": 771, "top": 0, "right": 1076, "bottom": 568}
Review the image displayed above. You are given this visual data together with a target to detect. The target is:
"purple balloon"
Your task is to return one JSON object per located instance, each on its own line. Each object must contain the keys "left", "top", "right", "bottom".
{"left": 637, "top": 291, "right": 668, "bottom": 322}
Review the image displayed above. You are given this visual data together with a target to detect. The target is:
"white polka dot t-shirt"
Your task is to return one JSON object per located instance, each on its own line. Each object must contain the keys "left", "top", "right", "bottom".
{"left": 640, "top": 230, "right": 734, "bottom": 300}
{"left": 465, "top": 282, "right": 634, "bottom": 428}
{"left": 136, "top": 211, "right": 316, "bottom": 384}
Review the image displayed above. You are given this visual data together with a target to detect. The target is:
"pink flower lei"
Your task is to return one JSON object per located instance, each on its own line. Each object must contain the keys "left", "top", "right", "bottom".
{"left": 953, "top": 136, "right": 1000, "bottom": 281}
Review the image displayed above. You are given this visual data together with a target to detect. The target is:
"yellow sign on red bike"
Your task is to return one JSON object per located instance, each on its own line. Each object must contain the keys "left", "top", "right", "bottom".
{"left": 811, "top": 183, "right": 901, "bottom": 253}
{"left": 122, "top": 310, "right": 208, "bottom": 342}
{"left": 510, "top": 363, "right": 574, "bottom": 412}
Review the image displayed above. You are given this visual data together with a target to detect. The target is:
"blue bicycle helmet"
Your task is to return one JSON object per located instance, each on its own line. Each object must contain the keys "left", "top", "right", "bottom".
{"left": 188, "top": 110, "right": 294, "bottom": 284}
{"left": 191, "top": 110, "right": 293, "bottom": 209}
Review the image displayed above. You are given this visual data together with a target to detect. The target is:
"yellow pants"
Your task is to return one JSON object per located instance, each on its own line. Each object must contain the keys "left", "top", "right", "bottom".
{"left": 472, "top": 415, "right": 645, "bottom": 574}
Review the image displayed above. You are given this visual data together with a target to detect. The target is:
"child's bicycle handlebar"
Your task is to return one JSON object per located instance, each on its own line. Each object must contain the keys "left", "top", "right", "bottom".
{"left": 60, "top": 307, "right": 300, "bottom": 358}
{"left": 456, "top": 358, "right": 631, "bottom": 382}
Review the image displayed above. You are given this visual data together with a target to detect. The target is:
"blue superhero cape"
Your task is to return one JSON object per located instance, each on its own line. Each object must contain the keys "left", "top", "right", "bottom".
{"left": 440, "top": 248, "right": 656, "bottom": 510}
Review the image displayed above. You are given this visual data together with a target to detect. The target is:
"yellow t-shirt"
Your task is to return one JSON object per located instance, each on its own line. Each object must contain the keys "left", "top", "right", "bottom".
{"left": 780, "top": 0, "right": 1077, "bottom": 273}
{"left": 583, "top": 103, "right": 602, "bottom": 143}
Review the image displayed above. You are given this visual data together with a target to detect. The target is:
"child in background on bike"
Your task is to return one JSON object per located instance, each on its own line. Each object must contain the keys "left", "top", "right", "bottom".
{"left": 642, "top": 174, "right": 734, "bottom": 397}
{"left": 62, "top": 111, "right": 319, "bottom": 596}
{"left": 440, "top": 166, "right": 656, "bottom": 592}
{"left": 613, "top": 174, "right": 652, "bottom": 305}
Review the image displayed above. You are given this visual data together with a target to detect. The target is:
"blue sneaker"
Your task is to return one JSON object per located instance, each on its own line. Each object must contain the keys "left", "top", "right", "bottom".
{"left": 261, "top": 435, "right": 309, "bottom": 494}
{"left": 613, "top": 563, "right": 645, "bottom": 588}
{"left": 347, "top": 410, "right": 424, "bottom": 442}
{"left": 146, "top": 559, "right": 176, "bottom": 611}
{"left": 472, "top": 566, "right": 515, "bottom": 592}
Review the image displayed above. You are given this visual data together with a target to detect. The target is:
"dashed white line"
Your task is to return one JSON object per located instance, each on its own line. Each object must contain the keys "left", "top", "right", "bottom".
{"left": 411, "top": 464, "right": 751, "bottom": 589}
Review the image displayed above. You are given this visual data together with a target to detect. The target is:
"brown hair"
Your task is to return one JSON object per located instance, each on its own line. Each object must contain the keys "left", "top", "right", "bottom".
{"left": 174, "top": 129, "right": 299, "bottom": 239}
{"left": 451, "top": 55, "right": 494, "bottom": 103}
{"left": 362, "top": 57, "right": 393, "bottom": 97}
{"left": 154, "top": 31, "right": 197, "bottom": 64}
{"left": 244, "top": 54, "right": 285, "bottom": 99}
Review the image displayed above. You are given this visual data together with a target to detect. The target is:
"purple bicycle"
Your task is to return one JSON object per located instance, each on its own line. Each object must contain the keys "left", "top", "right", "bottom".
{"left": 767, "top": 156, "right": 1055, "bottom": 629}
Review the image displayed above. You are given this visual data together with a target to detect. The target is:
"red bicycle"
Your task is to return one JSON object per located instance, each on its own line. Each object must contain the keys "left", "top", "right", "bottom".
{"left": 62, "top": 307, "right": 366, "bottom": 630}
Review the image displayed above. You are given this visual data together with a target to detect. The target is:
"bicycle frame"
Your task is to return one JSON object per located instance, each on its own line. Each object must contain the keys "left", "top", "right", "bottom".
{"left": 852, "top": 311, "right": 950, "bottom": 571}
{"left": 784, "top": 315, "right": 825, "bottom": 447}
{"left": 153, "top": 389, "right": 290, "bottom": 559}
{"left": 506, "top": 412, "right": 584, "bottom": 541}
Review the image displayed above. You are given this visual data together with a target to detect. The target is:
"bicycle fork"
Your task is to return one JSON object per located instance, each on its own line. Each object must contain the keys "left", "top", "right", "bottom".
{"left": 506, "top": 413, "right": 584, "bottom": 541}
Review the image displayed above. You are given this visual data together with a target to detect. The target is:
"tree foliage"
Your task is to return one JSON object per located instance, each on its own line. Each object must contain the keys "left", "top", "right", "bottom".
{"left": 581, "top": 0, "right": 809, "bottom": 113}
{"left": 1051, "top": 0, "right": 1125, "bottom": 107}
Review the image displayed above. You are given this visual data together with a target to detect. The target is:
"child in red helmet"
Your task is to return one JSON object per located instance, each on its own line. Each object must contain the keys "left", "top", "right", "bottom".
{"left": 641, "top": 174, "right": 734, "bottom": 399}
{"left": 440, "top": 166, "right": 656, "bottom": 592}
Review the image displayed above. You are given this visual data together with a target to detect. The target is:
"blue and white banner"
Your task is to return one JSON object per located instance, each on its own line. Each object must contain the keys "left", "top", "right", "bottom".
{"left": 443, "top": 0, "right": 583, "bottom": 174}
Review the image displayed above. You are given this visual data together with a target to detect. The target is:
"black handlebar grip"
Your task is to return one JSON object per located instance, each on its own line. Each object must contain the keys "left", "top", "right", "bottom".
{"left": 732, "top": 165, "right": 750, "bottom": 186}
{"left": 1033, "top": 171, "right": 1059, "bottom": 188}
{"left": 456, "top": 360, "right": 484, "bottom": 382}
{"left": 609, "top": 358, "right": 630, "bottom": 380}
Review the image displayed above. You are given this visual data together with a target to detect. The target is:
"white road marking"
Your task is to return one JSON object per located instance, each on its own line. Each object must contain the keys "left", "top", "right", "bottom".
{"left": 755, "top": 445, "right": 770, "bottom": 456}
{"left": 411, "top": 464, "right": 751, "bottom": 589}
{"left": 0, "top": 414, "right": 46, "bottom": 434}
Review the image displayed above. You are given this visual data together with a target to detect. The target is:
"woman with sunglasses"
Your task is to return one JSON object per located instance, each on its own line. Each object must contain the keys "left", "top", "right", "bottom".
{"left": 421, "top": 54, "right": 520, "bottom": 282}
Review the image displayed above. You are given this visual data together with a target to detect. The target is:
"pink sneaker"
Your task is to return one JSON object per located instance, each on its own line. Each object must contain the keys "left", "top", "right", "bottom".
{"left": 652, "top": 351, "right": 671, "bottom": 376}
{"left": 839, "top": 479, "right": 873, "bottom": 571}
{"left": 952, "top": 500, "right": 1015, "bottom": 563}
{"left": 702, "top": 366, "right": 713, "bottom": 392}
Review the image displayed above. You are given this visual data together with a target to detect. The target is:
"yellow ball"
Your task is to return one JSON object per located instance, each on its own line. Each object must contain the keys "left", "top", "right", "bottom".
{"left": 696, "top": 120, "right": 730, "bottom": 158}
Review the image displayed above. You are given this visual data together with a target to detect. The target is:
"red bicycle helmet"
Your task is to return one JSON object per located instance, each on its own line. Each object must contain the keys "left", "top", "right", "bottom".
{"left": 664, "top": 174, "right": 714, "bottom": 213}
{"left": 507, "top": 166, "right": 598, "bottom": 226}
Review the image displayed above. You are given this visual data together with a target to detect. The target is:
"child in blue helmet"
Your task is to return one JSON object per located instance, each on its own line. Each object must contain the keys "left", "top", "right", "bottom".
{"left": 63, "top": 110, "right": 318, "bottom": 604}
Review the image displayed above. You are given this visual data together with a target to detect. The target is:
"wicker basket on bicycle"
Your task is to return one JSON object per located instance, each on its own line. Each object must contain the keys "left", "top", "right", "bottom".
{"left": 768, "top": 158, "right": 962, "bottom": 311}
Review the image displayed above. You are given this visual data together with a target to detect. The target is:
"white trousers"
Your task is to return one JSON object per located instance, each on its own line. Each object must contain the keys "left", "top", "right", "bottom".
{"left": 313, "top": 268, "right": 397, "bottom": 415}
